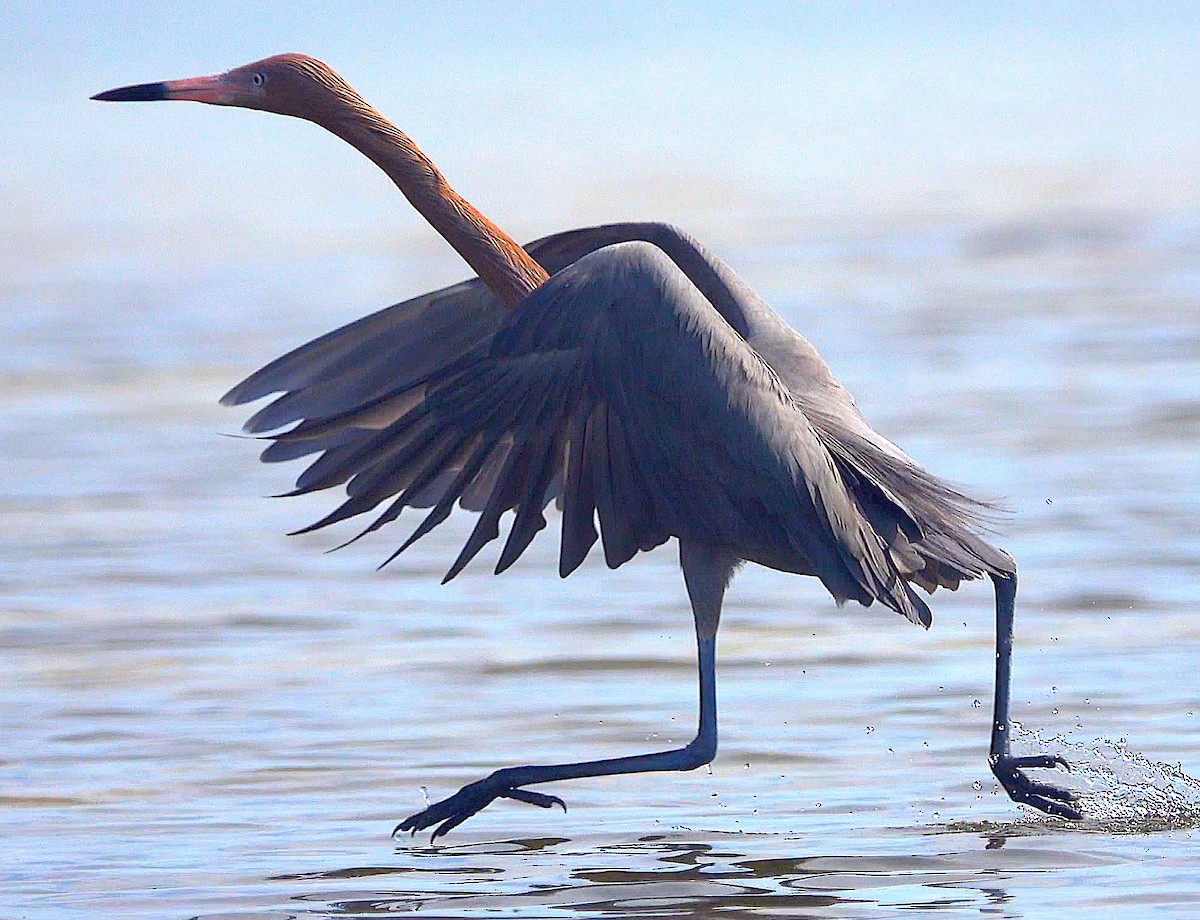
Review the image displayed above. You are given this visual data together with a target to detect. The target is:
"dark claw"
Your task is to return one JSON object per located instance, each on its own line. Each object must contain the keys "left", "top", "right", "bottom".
{"left": 1005, "top": 753, "right": 1072, "bottom": 773}
{"left": 431, "top": 810, "right": 474, "bottom": 841}
{"left": 392, "top": 776, "right": 569, "bottom": 841}
{"left": 990, "top": 752, "right": 1083, "bottom": 821}
{"left": 502, "top": 788, "right": 567, "bottom": 811}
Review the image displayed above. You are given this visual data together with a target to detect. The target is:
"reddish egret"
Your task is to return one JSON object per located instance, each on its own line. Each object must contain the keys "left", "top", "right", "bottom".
{"left": 94, "top": 54, "right": 1078, "bottom": 839}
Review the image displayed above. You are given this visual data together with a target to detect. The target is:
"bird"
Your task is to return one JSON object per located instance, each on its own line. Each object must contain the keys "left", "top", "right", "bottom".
{"left": 94, "top": 54, "right": 1080, "bottom": 840}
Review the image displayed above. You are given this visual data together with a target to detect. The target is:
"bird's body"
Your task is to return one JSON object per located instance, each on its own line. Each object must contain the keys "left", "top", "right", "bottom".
{"left": 94, "top": 54, "right": 1078, "bottom": 838}
{"left": 232, "top": 222, "right": 1009, "bottom": 627}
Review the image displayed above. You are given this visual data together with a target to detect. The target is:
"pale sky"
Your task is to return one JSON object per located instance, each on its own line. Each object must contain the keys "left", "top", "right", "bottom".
{"left": 4, "top": 1, "right": 1199, "bottom": 279}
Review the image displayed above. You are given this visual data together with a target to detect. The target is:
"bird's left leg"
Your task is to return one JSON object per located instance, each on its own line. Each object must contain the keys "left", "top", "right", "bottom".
{"left": 394, "top": 540, "right": 734, "bottom": 841}
{"left": 988, "top": 571, "right": 1081, "bottom": 819}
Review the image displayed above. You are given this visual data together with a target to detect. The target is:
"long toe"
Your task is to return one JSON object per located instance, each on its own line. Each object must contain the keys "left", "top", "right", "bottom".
{"left": 431, "top": 810, "right": 476, "bottom": 842}
{"left": 502, "top": 788, "right": 567, "bottom": 810}
{"left": 1005, "top": 753, "right": 1073, "bottom": 772}
{"left": 393, "top": 801, "right": 480, "bottom": 840}
{"left": 991, "top": 753, "right": 1082, "bottom": 820}
{"left": 1007, "top": 783, "right": 1083, "bottom": 820}
{"left": 393, "top": 783, "right": 491, "bottom": 837}
{"left": 393, "top": 778, "right": 568, "bottom": 841}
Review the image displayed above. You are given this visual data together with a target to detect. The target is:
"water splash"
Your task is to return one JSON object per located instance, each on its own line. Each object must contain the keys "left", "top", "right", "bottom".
{"left": 1012, "top": 723, "right": 1200, "bottom": 833}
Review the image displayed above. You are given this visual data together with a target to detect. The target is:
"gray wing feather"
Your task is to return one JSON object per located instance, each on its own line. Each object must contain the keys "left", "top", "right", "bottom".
{"left": 221, "top": 279, "right": 506, "bottom": 433}
{"left": 266, "top": 242, "right": 935, "bottom": 622}
{"left": 219, "top": 226, "right": 638, "bottom": 426}
{"left": 226, "top": 223, "right": 1011, "bottom": 624}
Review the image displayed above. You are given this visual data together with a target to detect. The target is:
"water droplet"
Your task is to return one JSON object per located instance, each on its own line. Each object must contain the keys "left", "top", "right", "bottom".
{"left": 972, "top": 699, "right": 982, "bottom": 708}
{"left": 866, "top": 725, "right": 874, "bottom": 734}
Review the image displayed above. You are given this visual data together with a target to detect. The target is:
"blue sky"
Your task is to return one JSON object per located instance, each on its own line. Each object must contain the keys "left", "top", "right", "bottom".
{"left": 3, "top": 2, "right": 1199, "bottom": 277}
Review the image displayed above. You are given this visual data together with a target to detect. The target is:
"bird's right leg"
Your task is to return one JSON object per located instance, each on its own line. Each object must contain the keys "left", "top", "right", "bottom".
{"left": 394, "top": 540, "right": 735, "bottom": 841}
{"left": 987, "top": 571, "right": 1081, "bottom": 819}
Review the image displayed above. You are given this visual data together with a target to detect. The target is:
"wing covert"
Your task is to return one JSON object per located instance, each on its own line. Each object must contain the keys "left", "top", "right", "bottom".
{"left": 248, "top": 242, "right": 943, "bottom": 624}
{"left": 225, "top": 224, "right": 1012, "bottom": 626}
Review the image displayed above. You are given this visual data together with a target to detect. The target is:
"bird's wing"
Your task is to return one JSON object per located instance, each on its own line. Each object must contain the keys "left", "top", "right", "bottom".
{"left": 219, "top": 225, "right": 671, "bottom": 463}
{"left": 525, "top": 222, "right": 1013, "bottom": 595}
{"left": 799, "top": 401, "right": 1014, "bottom": 590}
{"left": 220, "top": 277, "right": 506, "bottom": 437}
{"left": 221, "top": 220, "right": 810, "bottom": 458}
{"left": 258, "top": 241, "right": 937, "bottom": 624}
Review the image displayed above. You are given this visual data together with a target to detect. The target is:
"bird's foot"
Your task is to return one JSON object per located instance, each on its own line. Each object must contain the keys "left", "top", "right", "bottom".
{"left": 393, "top": 773, "right": 567, "bottom": 842}
{"left": 990, "top": 752, "right": 1081, "bottom": 820}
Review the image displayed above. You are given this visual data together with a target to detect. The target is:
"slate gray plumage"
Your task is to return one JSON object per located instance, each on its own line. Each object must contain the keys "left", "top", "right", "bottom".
{"left": 227, "top": 223, "right": 1011, "bottom": 626}
{"left": 94, "top": 55, "right": 1079, "bottom": 839}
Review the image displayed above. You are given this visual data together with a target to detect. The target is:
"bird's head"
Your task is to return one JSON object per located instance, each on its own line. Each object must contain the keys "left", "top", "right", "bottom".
{"left": 92, "top": 54, "right": 359, "bottom": 123}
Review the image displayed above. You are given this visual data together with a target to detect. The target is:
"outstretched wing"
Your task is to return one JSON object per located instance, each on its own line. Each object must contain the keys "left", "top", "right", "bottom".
{"left": 243, "top": 241, "right": 942, "bottom": 624}
{"left": 225, "top": 221, "right": 1012, "bottom": 624}
{"left": 220, "top": 277, "right": 504, "bottom": 441}
{"left": 221, "top": 225, "right": 653, "bottom": 471}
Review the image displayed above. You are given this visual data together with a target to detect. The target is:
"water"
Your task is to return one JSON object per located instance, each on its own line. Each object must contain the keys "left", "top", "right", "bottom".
{"left": 3, "top": 200, "right": 1200, "bottom": 917}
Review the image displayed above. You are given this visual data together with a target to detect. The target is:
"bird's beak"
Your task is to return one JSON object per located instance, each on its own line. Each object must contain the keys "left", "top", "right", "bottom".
{"left": 92, "top": 73, "right": 231, "bottom": 104}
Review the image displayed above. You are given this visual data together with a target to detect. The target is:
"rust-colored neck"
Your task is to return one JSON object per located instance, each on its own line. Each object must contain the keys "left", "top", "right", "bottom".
{"left": 313, "top": 87, "right": 548, "bottom": 309}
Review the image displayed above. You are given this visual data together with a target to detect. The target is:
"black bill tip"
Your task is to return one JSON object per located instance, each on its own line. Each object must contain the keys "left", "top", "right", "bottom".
{"left": 91, "top": 82, "right": 170, "bottom": 102}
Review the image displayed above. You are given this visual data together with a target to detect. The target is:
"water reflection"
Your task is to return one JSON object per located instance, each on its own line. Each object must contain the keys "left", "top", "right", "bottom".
{"left": 4, "top": 202, "right": 1200, "bottom": 918}
{"left": 253, "top": 832, "right": 1131, "bottom": 918}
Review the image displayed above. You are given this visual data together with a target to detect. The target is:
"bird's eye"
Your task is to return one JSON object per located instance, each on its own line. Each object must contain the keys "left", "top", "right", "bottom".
{"left": 252, "top": 72, "right": 265, "bottom": 87}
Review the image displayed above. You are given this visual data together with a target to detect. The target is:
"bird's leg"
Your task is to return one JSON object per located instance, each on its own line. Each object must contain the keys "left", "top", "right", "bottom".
{"left": 395, "top": 540, "right": 733, "bottom": 841}
{"left": 393, "top": 632, "right": 720, "bottom": 841}
{"left": 987, "top": 571, "right": 1081, "bottom": 819}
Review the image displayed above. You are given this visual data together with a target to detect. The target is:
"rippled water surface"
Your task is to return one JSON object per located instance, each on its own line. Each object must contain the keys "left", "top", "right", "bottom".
{"left": 3, "top": 204, "right": 1200, "bottom": 918}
